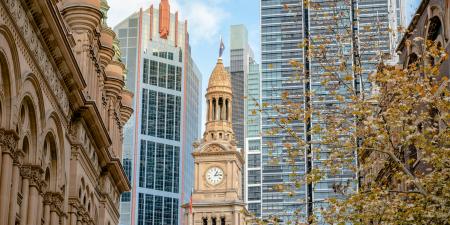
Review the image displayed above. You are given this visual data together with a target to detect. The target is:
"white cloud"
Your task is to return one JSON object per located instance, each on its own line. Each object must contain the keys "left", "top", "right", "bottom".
{"left": 107, "top": 0, "right": 181, "bottom": 27}
{"left": 106, "top": 0, "right": 227, "bottom": 44}
{"left": 183, "top": 1, "right": 228, "bottom": 44}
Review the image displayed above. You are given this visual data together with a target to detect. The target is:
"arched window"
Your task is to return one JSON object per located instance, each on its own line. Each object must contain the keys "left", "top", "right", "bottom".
{"left": 0, "top": 53, "right": 12, "bottom": 129}
{"left": 427, "top": 16, "right": 442, "bottom": 41}
{"left": 207, "top": 99, "right": 210, "bottom": 121}
{"left": 221, "top": 217, "right": 226, "bottom": 225}
{"left": 22, "top": 136, "right": 29, "bottom": 155}
{"left": 218, "top": 98, "right": 224, "bottom": 120}
{"left": 225, "top": 99, "right": 229, "bottom": 121}
{"left": 212, "top": 217, "right": 217, "bottom": 225}
{"left": 202, "top": 217, "right": 208, "bottom": 225}
{"left": 407, "top": 53, "right": 418, "bottom": 69}
{"left": 212, "top": 98, "right": 216, "bottom": 120}
{"left": 43, "top": 133, "right": 58, "bottom": 191}
{"left": 18, "top": 98, "right": 38, "bottom": 164}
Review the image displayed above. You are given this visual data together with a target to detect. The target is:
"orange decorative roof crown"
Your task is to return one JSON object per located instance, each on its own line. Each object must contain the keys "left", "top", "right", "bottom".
{"left": 159, "top": 0, "right": 170, "bottom": 39}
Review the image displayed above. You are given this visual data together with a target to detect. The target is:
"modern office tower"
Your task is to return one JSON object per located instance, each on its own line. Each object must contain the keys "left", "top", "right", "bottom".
{"left": 245, "top": 60, "right": 262, "bottom": 217}
{"left": 392, "top": 0, "right": 408, "bottom": 45}
{"left": 260, "top": 0, "right": 399, "bottom": 222}
{"left": 230, "top": 25, "right": 255, "bottom": 149}
{"left": 114, "top": 0, "right": 202, "bottom": 224}
{"left": 387, "top": 0, "right": 408, "bottom": 65}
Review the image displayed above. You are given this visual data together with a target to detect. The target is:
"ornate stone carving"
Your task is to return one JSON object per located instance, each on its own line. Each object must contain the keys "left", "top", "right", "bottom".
{"left": 2, "top": 0, "right": 70, "bottom": 116}
{"left": 204, "top": 144, "right": 225, "bottom": 153}
{"left": 11, "top": 149, "right": 24, "bottom": 165}
{"left": 20, "top": 164, "right": 44, "bottom": 190}
{"left": 192, "top": 140, "right": 200, "bottom": 148}
{"left": 0, "top": 129, "right": 18, "bottom": 153}
{"left": 44, "top": 192, "right": 65, "bottom": 215}
{"left": 0, "top": 129, "right": 23, "bottom": 165}
{"left": 68, "top": 119, "right": 80, "bottom": 143}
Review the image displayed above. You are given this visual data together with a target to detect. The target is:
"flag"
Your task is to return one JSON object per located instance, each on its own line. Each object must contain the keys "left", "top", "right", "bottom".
{"left": 189, "top": 189, "right": 193, "bottom": 214}
{"left": 219, "top": 36, "right": 225, "bottom": 58}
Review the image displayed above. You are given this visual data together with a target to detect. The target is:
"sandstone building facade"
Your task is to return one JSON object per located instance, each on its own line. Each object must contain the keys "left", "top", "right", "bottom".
{"left": 0, "top": 0, "right": 132, "bottom": 225}
{"left": 182, "top": 57, "right": 251, "bottom": 225}
{"left": 361, "top": 0, "right": 449, "bottom": 190}
{"left": 397, "top": 0, "right": 449, "bottom": 75}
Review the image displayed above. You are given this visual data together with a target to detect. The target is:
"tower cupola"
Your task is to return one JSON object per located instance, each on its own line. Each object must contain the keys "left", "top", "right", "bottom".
{"left": 204, "top": 58, "right": 235, "bottom": 143}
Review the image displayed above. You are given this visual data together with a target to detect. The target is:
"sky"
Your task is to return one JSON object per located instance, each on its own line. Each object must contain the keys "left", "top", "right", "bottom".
{"left": 406, "top": 0, "right": 423, "bottom": 24}
{"left": 107, "top": 0, "right": 260, "bottom": 95}
{"left": 107, "top": 0, "right": 422, "bottom": 128}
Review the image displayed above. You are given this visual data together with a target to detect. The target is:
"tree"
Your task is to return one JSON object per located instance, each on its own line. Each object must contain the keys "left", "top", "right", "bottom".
{"left": 255, "top": 1, "right": 450, "bottom": 224}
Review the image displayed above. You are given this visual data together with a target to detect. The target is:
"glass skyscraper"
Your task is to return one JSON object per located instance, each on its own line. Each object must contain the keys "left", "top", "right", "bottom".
{"left": 230, "top": 25, "right": 255, "bottom": 150}
{"left": 245, "top": 60, "right": 262, "bottom": 218}
{"left": 229, "top": 25, "right": 261, "bottom": 211}
{"left": 114, "top": 1, "right": 202, "bottom": 225}
{"left": 259, "top": 0, "right": 403, "bottom": 222}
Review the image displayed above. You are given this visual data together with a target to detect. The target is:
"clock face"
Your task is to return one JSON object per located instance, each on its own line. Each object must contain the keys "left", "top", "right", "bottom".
{"left": 206, "top": 167, "right": 224, "bottom": 185}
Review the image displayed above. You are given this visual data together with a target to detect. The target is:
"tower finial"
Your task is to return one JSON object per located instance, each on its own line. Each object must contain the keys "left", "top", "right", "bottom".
{"left": 219, "top": 36, "right": 225, "bottom": 59}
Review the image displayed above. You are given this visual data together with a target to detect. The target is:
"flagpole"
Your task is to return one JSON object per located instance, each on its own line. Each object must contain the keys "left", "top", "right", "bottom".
{"left": 219, "top": 36, "right": 225, "bottom": 59}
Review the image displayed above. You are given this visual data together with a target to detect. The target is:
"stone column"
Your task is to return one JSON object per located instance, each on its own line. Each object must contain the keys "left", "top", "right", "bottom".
{"left": 50, "top": 210, "right": 59, "bottom": 225}
{"left": 234, "top": 212, "right": 239, "bottom": 225}
{"left": 188, "top": 212, "right": 193, "bottom": 225}
{"left": 37, "top": 193, "right": 44, "bottom": 225}
{"left": 0, "top": 152, "right": 13, "bottom": 225}
{"left": 44, "top": 192, "right": 64, "bottom": 225}
{"left": 68, "top": 205, "right": 78, "bottom": 225}
{"left": 0, "top": 130, "right": 18, "bottom": 225}
{"left": 27, "top": 184, "right": 39, "bottom": 225}
{"left": 23, "top": 166, "right": 43, "bottom": 225}
{"left": 8, "top": 156, "right": 22, "bottom": 225}
{"left": 207, "top": 100, "right": 211, "bottom": 121}
{"left": 0, "top": 142, "right": 2, "bottom": 183}
{"left": 221, "top": 98, "right": 226, "bottom": 120}
{"left": 70, "top": 212, "right": 77, "bottom": 225}
{"left": 19, "top": 177, "right": 30, "bottom": 225}
{"left": 43, "top": 202, "right": 50, "bottom": 225}
{"left": 215, "top": 98, "right": 219, "bottom": 120}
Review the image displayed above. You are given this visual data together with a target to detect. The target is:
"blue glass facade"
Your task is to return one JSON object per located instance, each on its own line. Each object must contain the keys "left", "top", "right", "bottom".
{"left": 245, "top": 62, "right": 262, "bottom": 218}
{"left": 260, "top": 0, "right": 398, "bottom": 222}
{"left": 261, "top": 0, "right": 305, "bottom": 221}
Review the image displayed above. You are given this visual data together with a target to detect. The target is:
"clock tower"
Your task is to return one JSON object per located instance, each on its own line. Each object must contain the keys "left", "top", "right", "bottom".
{"left": 182, "top": 55, "right": 251, "bottom": 225}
